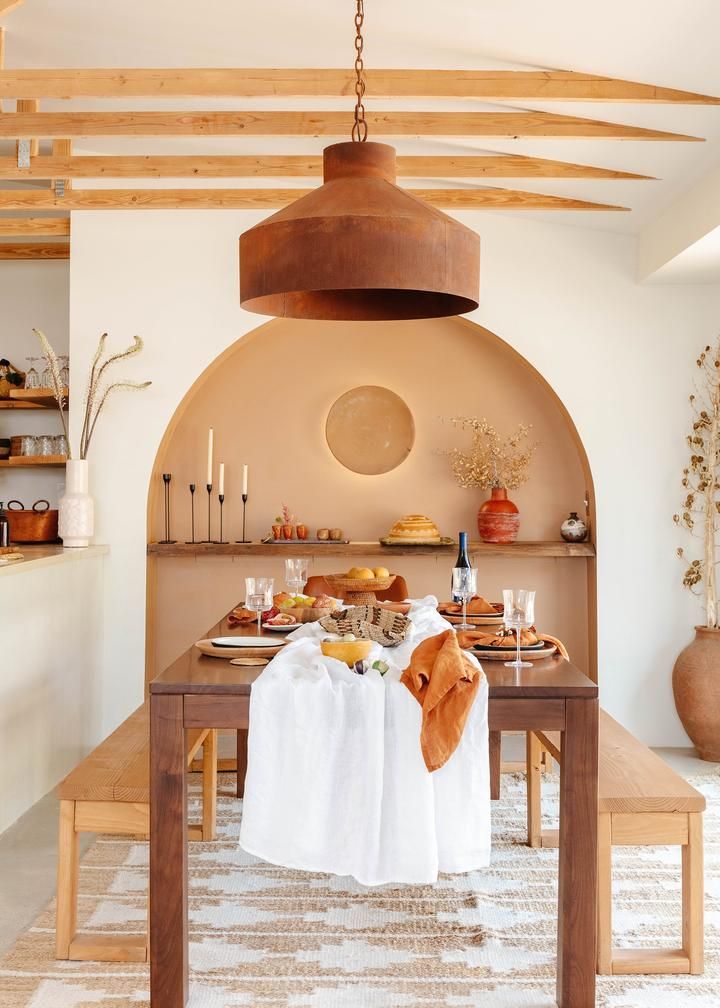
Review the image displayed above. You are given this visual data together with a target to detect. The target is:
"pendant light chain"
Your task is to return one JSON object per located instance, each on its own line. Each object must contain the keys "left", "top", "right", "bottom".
{"left": 351, "top": 0, "right": 368, "bottom": 142}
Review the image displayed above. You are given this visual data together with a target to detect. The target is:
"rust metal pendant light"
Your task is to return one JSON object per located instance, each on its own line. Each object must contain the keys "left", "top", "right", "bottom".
{"left": 239, "top": 2, "right": 480, "bottom": 321}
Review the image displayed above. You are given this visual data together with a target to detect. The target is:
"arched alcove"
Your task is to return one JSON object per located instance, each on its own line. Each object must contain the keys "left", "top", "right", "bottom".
{"left": 147, "top": 316, "right": 596, "bottom": 682}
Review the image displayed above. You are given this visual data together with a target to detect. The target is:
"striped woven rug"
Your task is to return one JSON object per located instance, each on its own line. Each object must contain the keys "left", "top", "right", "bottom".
{"left": 0, "top": 770, "right": 718, "bottom": 1007}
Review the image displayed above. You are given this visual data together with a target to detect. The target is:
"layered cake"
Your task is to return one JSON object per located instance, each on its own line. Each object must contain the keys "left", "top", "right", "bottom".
{"left": 385, "top": 514, "right": 442, "bottom": 544}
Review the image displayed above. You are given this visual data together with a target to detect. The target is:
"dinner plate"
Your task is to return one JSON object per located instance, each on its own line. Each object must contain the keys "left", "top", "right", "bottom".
{"left": 470, "top": 643, "right": 558, "bottom": 662}
{"left": 443, "top": 612, "right": 504, "bottom": 625}
{"left": 472, "top": 639, "right": 546, "bottom": 652}
{"left": 261, "top": 622, "right": 297, "bottom": 632}
{"left": 195, "top": 638, "right": 286, "bottom": 660}
{"left": 210, "top": 636, "right": 281, "bottom": 648}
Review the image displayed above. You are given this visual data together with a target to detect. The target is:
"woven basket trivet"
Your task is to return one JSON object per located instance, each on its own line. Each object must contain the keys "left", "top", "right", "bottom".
{"left": 319, "top": 604, "right": 410, "bottom": 647}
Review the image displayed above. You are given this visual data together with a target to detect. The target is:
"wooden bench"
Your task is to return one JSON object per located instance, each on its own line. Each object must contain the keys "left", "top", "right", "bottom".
{"left": 527, "top": 710, "right": 705, "bottom": 976}
{"left": 56, "top": 702, "right": 218, "bottom": 963}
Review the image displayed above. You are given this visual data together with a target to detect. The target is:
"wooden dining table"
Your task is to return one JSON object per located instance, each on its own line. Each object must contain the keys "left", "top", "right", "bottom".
{"left": 149, "top": 612, "right": 599, "bottom": 1008}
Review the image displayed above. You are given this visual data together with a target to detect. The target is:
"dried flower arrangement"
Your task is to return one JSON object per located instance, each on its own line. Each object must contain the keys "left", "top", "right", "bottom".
{"left": 674, "top": 339, "right": 720, "bottom": 628}
{"left": 443, "top": 416, "right": 538, "bottom": 491}
{"left": 33, "top": 329, "right": 151, "bottom": 460}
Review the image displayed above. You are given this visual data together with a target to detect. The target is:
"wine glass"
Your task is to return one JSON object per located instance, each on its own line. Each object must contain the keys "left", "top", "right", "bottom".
{"left": 59, "top": 355, "right": 70, "bottom": 387}
{"left": 25, "top": 357, "right": 40, "bottom": 389}
{"left": 452, "top": 566, "right": 478, "bottom": 630}
{"left": 503, "top": 588, "right": 536, "bottom": 669}
{"left": 40, "top": 355, "right": 52, "bottom": 389}
{"left": 285, "top": 558, "right": 309, "bottom": 596}
{"left": 245, "top": 576, "right": 274, "bottom": 635}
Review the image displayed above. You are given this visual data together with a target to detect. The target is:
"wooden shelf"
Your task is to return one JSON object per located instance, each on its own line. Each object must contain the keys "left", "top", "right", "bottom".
{"left": 7, "top": 387, "right": 69, "bottom": 409}
{"left": 147, "top": 540, "right": 595, "bottom": 559}
{"left": 0, "top": 455, "right": 67, "bottom": 467}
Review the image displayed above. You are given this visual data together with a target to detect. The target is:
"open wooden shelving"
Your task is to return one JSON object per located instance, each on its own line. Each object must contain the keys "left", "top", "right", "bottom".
{"left": 0, "top": 454, "right": 67, "bottom": 467}
{"left": 5, "top": 387, "right": 68, "bottom": 409}
{"left": 147, "top": 540, "right": 595, "bottom": 559}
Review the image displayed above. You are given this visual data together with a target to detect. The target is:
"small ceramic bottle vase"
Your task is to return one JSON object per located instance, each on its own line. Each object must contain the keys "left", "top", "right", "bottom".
{"left": 59, "top": 459, "right": 94, "bottom": 548}
{"left": 560, "top": 511, "right": 588, "bottom": 543}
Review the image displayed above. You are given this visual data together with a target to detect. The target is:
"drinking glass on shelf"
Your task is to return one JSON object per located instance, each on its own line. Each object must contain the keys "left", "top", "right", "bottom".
{"left": 452, "top": 566, "right": 478, "bottom": 630}
{"left": 245, "top": 576, "right": 274, "bottom": 634}
{"left": 25, "top": 357, "right": 41, "bottom": 389}
{"left": 59, "top": 355, "right": 70, "bottom": 387}
{"left": 53, "top": 434, "right": 68, "bottom": 457}
{"left": 502, "top": 588, "right": 536, "bottom": 669}
{"left": 40, "top": 356, "right": 52, "bottom": 389}
{"left": 20, "top": 435, "right": 37, "bottom": 456}
{"left": 285, "top": 558, "right": 309, "bottom": 596}
{"left": 38, "top": 434, "right": 54, "bottom": 456}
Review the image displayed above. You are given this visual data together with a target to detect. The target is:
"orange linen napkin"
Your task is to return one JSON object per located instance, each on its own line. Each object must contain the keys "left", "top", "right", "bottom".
{"left": 440, "top": 596, "right": 498, "bottom": 615}
{"left": 401, "top": 629, "right": 483, "bottom": 772}
{"left": 455, "top": 628, "right": 569, "bottom": 660}
{"left": 227, "top": 605, "right": 257, "bottom": 626}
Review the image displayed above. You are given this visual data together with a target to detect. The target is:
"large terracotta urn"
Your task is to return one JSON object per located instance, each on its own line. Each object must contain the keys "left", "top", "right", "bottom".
{"left": 477, "top": 487, "right": 520, "bottom": 544}
{"left": 673, "top": 626, "right": 720, "bottom": 761}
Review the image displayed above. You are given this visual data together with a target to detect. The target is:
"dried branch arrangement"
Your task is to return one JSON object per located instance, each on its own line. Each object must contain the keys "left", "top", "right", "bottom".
{"left": 33, "top": 329, "right": 151, "bottom": 460}
{"left": 443, "top": 416, "right": 538, "bottom": 491}
{"left": 674, "top": 339, "right": 720, "bottom": 628}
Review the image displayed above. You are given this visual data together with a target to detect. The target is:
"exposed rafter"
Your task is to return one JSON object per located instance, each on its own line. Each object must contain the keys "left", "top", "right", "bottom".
{"left": 0, "top": 217, "right": 70, "bottom": 235}
{"left": 0, "top": 187, "right": 629, "bottom": 211}
{"left": 0, "top": 67, "right": 716, "bottom": 103}
{"left": 0, "top": 153, "right": 654, "bottom": 181}
{"left": 0, "top": 109, "right": 701, "bottom": 140}
{"left": 0, "top": 241, "right": 69, "bottom": 259}
{"left": 0, "top": 0, "right": 26, "bottom": 16}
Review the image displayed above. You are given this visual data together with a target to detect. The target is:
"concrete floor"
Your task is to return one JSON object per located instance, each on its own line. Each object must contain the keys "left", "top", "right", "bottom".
{"left": 0, "top": 745, "right": 715, "bottom": 960}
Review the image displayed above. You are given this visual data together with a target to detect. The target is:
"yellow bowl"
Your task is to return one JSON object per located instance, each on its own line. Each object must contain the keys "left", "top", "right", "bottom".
{"left": 320, "top": 638, "right": 373, "bottom": 667}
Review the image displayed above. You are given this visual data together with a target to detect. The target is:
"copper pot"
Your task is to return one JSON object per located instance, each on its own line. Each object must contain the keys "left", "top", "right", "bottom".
{"left": 673, "top": 625, "right": 720, "bottom": 761}
{"left": 477, "top": 488, "right": 520, "bottom": 544}
{"left": 6, "top": 499, "right": 59, "bottom": 543}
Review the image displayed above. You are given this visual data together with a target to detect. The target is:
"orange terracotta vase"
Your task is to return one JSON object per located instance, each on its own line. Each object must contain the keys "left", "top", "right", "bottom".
{"left": 673, "top": 626, "right": 720, "bottom": 761}
{"left": 477, "top": 487, "right": 520, "bottom": 544}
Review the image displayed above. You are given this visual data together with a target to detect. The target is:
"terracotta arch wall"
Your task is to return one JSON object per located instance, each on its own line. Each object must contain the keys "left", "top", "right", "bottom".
{"left": 147, "top": 316, "right": 596, "bottom": 680}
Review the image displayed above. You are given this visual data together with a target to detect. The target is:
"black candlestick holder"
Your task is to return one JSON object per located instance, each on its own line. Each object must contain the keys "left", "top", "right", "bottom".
{"left": 202, "top": 483, "right": 214, "bottom": 543}
{"left": 236, "top": 492, "right": 250, "bottom": 543}
{"left": 217, "top": 493, "right": 229, "bottom": 544}
{"left": 159, "top": 473, "right": 177, "bottom": 544}
{"left": 185, "top": 483, "right": 196, "bottom": 544}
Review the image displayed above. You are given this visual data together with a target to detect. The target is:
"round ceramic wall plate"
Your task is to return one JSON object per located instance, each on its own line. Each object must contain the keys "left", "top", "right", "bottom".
{"left": 325, "top": 385, "right": 415, "bottom": 475}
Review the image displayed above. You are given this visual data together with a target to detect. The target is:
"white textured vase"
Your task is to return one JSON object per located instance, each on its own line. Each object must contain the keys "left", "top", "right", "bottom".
{"left": 59, "top": 459, "right": 94, "bottom": 548}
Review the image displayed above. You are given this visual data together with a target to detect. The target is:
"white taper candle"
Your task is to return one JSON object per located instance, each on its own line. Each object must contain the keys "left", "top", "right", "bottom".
{"left": 218, "top": 462, "right": 225, "bottom": 496}
{"left": 242, "top": 464, "right": 248, "bottom": 495}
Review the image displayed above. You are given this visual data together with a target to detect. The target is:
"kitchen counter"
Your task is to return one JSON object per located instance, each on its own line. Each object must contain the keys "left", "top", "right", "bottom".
{"left": 0, "top": 543, "right": 109, "bottom": 575}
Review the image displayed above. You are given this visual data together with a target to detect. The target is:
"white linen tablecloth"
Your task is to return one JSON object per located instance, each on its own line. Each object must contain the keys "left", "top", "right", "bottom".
{"left": 239, "top": 596, "right": 490, "bottom": 885}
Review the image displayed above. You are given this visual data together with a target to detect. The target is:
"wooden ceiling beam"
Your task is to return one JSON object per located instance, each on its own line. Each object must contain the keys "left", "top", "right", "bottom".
{"left": 0, "top": 216, "right": 69, "bottom": 235}
{"left": 0, "top": 241, "right": 69, "bottom": 258}
{"left": 0, "top": 153, "right": 654, "bottom": 180}
{"left": 0, "top": 109, "right": 701, "bottom": 140}
{"left": 0, "top": 187, "right": 629, "bottom": 211}
{"left": 0, "top": 67, "right": 716, "bottom": 103}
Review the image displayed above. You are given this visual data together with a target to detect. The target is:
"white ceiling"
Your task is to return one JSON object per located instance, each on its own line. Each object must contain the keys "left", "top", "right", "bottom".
{"left": 3, "top": 0, "right": 720, "bottom": 247}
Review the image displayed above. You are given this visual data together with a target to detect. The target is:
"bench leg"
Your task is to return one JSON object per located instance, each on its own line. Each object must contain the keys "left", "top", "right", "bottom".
{"left": 527, "top": 731, "right": 543, "bottom": 848}
{"left": 596, "top": 812, "right": 613, "bottom": 975}
{"left": 489, "top": 731, "right": 501, "bottom": 800}
{"left": 236, "top": 728, "right": 248, "bottom": 798}
{"left": 202, "top": 728, "right": 218, "bottom": 841}
{"left": 683, "top": 812, "right": 704, "bottom": 975}
{"left": 56, "top": 800, "right": 79, "bottom": 959}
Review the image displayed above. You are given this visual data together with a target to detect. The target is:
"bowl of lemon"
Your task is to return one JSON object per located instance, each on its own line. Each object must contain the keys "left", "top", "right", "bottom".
{"left": 324, "top": 566, "right": 396, "bottom": 605}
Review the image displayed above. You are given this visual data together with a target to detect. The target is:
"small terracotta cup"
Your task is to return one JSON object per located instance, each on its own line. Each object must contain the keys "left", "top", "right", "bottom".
{"left": 296, "top": 523, "right": 308, "bottom": 540}
{"left": 282, "top": 523, "right": 294, "bottom": 540}
{"left": 271, "top": 524, "right": 282, "bottom": 540}
{"left": 329, "top": 528, "right": 344, "bottom": 541}
{"left": 317, "top": 528, "right": 330, "bottom": 541}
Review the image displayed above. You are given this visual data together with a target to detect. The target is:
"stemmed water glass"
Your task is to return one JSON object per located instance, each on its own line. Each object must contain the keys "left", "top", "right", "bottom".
{"left": 452, "top": 566, "right": 478, "bottom": 630}
{"left": 25, "top": 357, "right": 41, "bottom": 389}
{"left": 59, "top": 355, "right": 70, "bottom": 388}
{"left": 245, "top": 576, "right": 274, "bottom": 635}
{"left": 285, "top": 558, "right": 309, "bottom": 596}
{"left": 503, "top": 588, "right": 536, "bottom": 669}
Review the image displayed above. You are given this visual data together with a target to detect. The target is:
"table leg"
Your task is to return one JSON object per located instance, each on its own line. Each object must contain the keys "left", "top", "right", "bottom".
{"left": 150, "top": 694, "right": 188, "bottom": 1008}
{"left": 236, "top": 728, "right": 248, "bottom": 798}
{"left": 556, "top": 697, "right": 598, "bottom": 1008}
{"left": 489, "top": 730, "right": 501, "bottom": 800}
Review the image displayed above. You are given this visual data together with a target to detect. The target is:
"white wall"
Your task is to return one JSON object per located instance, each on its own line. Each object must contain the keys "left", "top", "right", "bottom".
{"left": 69, "top": 210, "right": 720, "bottom": 746}
{"left": 0, "top": 549, "right": 106, "bottom": 833}
{"left": 0, "top": 260, "right": 69, "bottom": 509}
